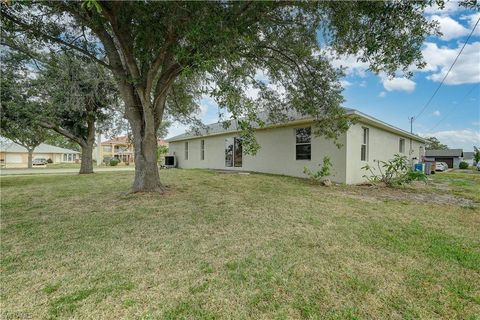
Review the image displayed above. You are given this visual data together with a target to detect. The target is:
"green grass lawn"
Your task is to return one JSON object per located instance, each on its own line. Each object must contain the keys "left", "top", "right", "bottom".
{"left": 1, "top": 170, "right": 479, "bottom": 319}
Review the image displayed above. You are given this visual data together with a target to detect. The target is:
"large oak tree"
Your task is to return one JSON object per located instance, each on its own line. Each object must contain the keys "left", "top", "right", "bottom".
{"left": 3, "top": 0, "right": 463, "bottom": 192}
{"left": 35, "top": 53, "right": 120, "bottom": 174}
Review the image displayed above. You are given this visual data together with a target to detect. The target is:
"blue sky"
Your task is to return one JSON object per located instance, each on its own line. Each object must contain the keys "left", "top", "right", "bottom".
{"left": 167, "top": 3, "right": 480, "bottom": 151}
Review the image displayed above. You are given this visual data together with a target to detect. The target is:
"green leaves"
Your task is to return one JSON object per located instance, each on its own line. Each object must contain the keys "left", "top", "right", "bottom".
{"left": 2, "top": 1, "right": 442, "bottom": 161}
{"left": 303, "top": 156, "right": 333, "bottom": 183}
{"left": 362, "top": 154, "right": 427, "bottom": 186}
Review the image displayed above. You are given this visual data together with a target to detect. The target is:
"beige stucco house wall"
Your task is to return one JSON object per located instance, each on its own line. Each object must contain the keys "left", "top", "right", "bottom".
{"left": 345, "top": 122, "right": 424, "bottom": 184}
{"left": 167, "top": 110, "right": 425, "bottom": 184}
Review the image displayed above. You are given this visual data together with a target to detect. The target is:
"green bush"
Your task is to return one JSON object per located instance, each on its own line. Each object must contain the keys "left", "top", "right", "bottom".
{"left": 362, "top": 154, "right": 427, "bottom": 187}
{"left": 303, "top": 156, "right": 332, "bottom": 184}
{"left": 109, "top": 159, "right": 119, "bottom": 166}
{"left": 459, "top": 161, "right": 469, "bottom": 169}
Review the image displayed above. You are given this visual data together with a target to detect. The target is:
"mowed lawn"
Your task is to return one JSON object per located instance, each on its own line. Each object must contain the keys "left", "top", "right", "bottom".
{"left": 1, "top": 169, "right": 479, "bottom": 319}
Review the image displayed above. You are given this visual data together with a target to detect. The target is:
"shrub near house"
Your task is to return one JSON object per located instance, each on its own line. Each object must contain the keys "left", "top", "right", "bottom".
{"left": 459, "top": 161, "right": 469, "bottom": 169}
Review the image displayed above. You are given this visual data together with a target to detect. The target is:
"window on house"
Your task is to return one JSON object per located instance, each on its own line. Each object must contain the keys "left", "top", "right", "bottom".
{"left": 200, "top": 140, "right": 205, "bottom": 160}
{"left": 73, "top": 154, "right": 77, "bottom": 161}
{"left": 103, "top": 145, "right": 112, "bottom": 152}
{"left": 295, "top": 127, "right": 311, "bottom": 160}
{"left": 361, "top": 127, "right": 369, "bottom": 161}
{"left": 234, "top": 138, "right": 242, "bottom": 167}
{"left": 399, "top": 138, "right": 405, "bottom": 153}
{"left": 68, "top": 154, "right": 73, "bottom": 162}
{"left": 225, "top": 137, "right": 243, "bottom": 167}
{"left": 63, "top": 154, "right": 67, "bottom": 162}
{"left": 184, "top": 142, "right": 188, "bottom": 160}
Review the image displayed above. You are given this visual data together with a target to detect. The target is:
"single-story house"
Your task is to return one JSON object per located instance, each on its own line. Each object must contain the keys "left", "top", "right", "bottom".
{"left": 0, "top": 139, "right": 80, "bottom": 168}
{"left": 462, "top": 151, "right": 475, "bottom": 166}
{"left": 425, "top": 149, "right": 463, "bottom": 169}
{"left": 167, "top": 109, "right": 426, "bottom": 184}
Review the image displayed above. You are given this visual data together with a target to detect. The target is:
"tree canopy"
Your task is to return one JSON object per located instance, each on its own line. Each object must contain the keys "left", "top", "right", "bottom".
{"left": 0, "top": 63, "right": 50, "bottom": 168}
{"left": 2, "top": 0, "right": 460, "bottom": 192}
{"left": 425, "top": 136, "right": 449, "bottom": 150}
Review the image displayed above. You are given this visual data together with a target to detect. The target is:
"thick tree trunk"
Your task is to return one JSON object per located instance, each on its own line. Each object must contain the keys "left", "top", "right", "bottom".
{"left": 27, "top": 149, "right": 33, "bottom": 169}
{"left": 130, "top": 127, "right": 164, "bottom": 193}
{"left": 78, "top": 115, "right": 96, "bottom": 174}
{"left": 125, "top": 98, "right": 164, "bottom": 193}
{"left": 79, "top": 144, "right": 94, "bottom": 174}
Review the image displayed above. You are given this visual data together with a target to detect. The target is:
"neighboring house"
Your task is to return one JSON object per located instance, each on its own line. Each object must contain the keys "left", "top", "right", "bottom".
{"left": 462, "top": 151, "right": 474, "bottom": 166}
{"left": 167, "top": 109, "right": 426, "bottom": 184}
{"left": 0, "top": 139, "right": 80, "bottom": 168}
{"left": 97, "top": 135, "right": 168, "bottom": 163}
{"left": 425, "top": 149, "right": 463, "bottom": 169}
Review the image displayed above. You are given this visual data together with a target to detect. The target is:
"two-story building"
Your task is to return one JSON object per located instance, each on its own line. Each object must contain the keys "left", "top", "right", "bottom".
{"left": 98, "top": 136, "right": 168, "bottom": 164}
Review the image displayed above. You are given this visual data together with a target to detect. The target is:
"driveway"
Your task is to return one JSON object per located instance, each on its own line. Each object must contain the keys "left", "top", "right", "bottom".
{"left": 0, "top": 167, "right": 135, "bottom": 176}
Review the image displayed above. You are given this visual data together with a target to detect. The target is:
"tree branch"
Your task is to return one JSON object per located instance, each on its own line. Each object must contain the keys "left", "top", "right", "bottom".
{"left": 38, "top": 121, "right": 86, "bottom": 147}
{"left": 1, "top": 9, "right": 112, "bottom": 70}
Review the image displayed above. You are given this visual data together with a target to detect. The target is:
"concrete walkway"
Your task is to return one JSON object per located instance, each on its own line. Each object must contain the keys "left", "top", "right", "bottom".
{"left": 0, "top": 167, "right": 135, "bottom": 176}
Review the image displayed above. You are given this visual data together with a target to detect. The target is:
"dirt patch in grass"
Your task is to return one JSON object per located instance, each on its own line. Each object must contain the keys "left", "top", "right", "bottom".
{"left": 335, "top": 185, "right": 476, "bottom": 207}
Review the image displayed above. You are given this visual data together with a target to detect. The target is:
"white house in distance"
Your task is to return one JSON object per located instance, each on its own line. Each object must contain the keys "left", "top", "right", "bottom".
{"left": 0, "top": 139, "right": 80, "bottom": 168}
{"left": 167, "top": 109, "right": 426, "bottom": 184}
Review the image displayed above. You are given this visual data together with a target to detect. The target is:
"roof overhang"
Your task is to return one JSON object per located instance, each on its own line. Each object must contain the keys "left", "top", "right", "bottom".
{"left": 167, "top": 109, "right": 427, "bottom": 144}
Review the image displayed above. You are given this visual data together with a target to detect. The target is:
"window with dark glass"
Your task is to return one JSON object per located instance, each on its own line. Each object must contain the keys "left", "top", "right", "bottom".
{"left": 200, "top": 140, "right": 205, "bottom": 160}
{"left": 295, "top": 127, "right": 311, "bottom": 160}
{"left": 399, "top": 138, "right": 405, "bottom": 153}
{"left": 361, "top": 127, "right": 369, "bottom": 161}
{"left": 184, "top": 141, "right": 188, "bottom": 160}
{"left": 234, "top": 138, "right": 242, "bottom": 167}
{"left": 225, "top": 137, "right": 242, "bottom": 167}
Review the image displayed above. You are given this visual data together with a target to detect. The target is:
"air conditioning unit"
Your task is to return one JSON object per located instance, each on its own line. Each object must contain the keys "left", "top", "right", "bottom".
{"left": 164, "top": 155, "right": 176, "bottom": 168}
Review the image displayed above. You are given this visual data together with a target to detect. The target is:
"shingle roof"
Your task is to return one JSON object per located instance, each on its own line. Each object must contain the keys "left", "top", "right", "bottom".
{"left": 0, "top": 139, "right": 80, "bottom": 154}
{"left": 167, "top": 109, "right": 318, "bottom": 142}
{"left": 425, "top": 149, "right": 463, "bottom": 157}
{"left": 166, "top": 108, "right": 425, "bottom": 143}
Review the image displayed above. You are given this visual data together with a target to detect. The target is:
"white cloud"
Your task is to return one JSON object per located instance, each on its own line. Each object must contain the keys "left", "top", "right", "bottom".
{"left": 424, "top": 1, "right": 461, "bottom": 15}
{"left": 245, "top": 86, "right": 260, "bottom": 99}
{"left": 328, "top": 51, "right": 370, "bottom": 77}
{"left": 340, "top": 79, "right": 352, "bottom": 88}
{"left": 432, "top": 110, "right": 441, "bottom": 116}
{"left": 461, "top": 12, "right": 480, "bottom": 37}
{"left": 359, "top": 81, "right": 367, "bottom": 88}
{"left": 420, "top": 42, "right": 480, "bottom": 85}
{"left": 429, "top": 15, "right": 470, "bottom": 40}
{"left": 378, "top": 91, "right": 386, "bottom": 98}
{"left": 382, "top": 76, "right": 416, "bottom": 92}
{"left": 423, "top": 129, "right": 480, "bottom": 149}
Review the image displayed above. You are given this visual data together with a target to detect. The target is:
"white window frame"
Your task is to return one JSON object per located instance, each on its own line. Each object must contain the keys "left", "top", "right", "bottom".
{"left": 399, "top": 138, "right": 405, "bottom": 153}
{"left": 361, "top": 127, "right": 369, "bottom": 161}
{"left": 225, "top": 137, "right": 242, "bottom": 167}
{"left": 295, "top": 127, "right": 312, "bottom": 160}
